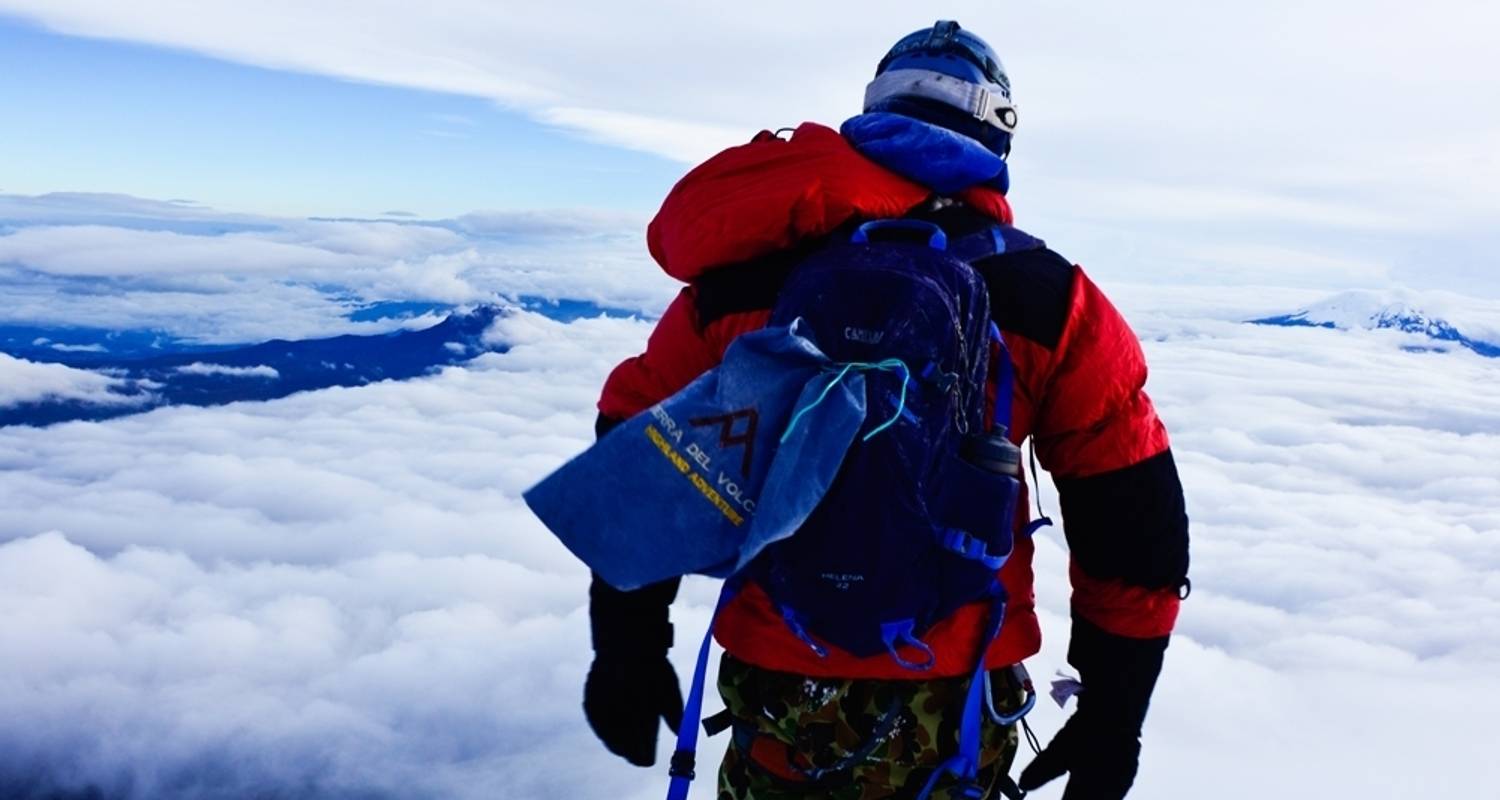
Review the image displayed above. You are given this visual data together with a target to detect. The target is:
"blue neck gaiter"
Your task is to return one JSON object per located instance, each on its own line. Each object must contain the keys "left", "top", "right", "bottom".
{"left": 841, "top": 112, "right": 1010, "bottom": 196}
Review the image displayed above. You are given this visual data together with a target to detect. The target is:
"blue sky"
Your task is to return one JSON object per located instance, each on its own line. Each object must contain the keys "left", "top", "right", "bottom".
{"left": 0, "top": 16, "right": 682, "bottom": 217}
{"left": 0, "top": 1, "right": 1496, "bottom": 297}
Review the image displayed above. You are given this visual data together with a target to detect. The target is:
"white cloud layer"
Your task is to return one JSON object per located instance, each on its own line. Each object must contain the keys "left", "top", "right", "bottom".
{"left": 0, "top": 193, "right": 672, "bottom": 343}
{"left": 2, "top": 8, "right": 1494, "bottom": 794}
{"left": 0, "top": 295, "right": 1496, "bottom": 798}
{"left": 0, "top": 352, "right": 145, "bottom": 408}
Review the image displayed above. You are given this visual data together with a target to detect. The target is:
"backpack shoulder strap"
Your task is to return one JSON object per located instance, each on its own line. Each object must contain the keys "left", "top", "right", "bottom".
{"left": 949, "top": 222, "right": 1046, "bottom": 263}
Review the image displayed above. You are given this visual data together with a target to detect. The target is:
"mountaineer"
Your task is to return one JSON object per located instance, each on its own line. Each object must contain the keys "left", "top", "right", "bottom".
{"left": 580, "top": 20, "right": 1189, "bottom": 800}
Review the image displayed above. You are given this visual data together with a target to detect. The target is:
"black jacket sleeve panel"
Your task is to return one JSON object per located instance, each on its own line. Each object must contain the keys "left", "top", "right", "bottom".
{"left": 691, "top": 249, "right": 802, "bottom": 328}
{"left": 595, "top": 412, "right": 625, "bottom": 440}
{"left": 908, "top": 202, "right": 1074, "bottom": 350}
{"left": 1054, "top": 448, "right": 1190, "bottom": 591}
{"left": 973, "top": 246, "right": 1073, "bottom": 350}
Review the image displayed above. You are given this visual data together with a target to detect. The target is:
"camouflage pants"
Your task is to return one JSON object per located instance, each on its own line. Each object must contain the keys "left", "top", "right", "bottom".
{"left": 715, "top": 654, "right": 1025, "bottom": 800}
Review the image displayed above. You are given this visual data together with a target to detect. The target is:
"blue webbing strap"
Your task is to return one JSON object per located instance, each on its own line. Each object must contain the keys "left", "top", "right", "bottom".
{"left": 948, "top": 224, "right": 1046, "bottom": 269}
{"left": 988, "top": 321, "right": 1014, "bottom": 433}
{"left": 939, "top": 527, "right": 1008, "bottom": 570}
{"left": 880, "top": 620, "right": 938, "bottom": 671}
{"left": 665, "top": 581, "right": 741, "bottom": 800}
{"left": 947, "top": 227, "right": 1004, "bottom": 264}
{"left": 992, "top": 321, "right": 1053, "bottom": 541}
{"left": 778, "top": 604, "right": 829, "bottom": 658}
{"left": 1026, "top": 440, "right": 1054, "bottom": 536}
{"left": 913, "top": 589, "right": 1010, "bottom": 800}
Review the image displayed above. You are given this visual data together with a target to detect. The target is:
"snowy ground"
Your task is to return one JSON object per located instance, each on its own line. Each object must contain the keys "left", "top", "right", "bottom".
{"left": 2, "top": 279, "right": 1496, "bottom": 799}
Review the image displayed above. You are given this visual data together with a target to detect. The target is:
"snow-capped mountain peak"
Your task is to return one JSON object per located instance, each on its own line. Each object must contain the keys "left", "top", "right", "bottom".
{"left": 1251, "top": 289, "right": 1500, "bottom": 357}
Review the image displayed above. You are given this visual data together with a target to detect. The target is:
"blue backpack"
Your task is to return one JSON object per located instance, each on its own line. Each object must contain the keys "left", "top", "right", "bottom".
{"left": 668, "top": 218, "right": 1048, "bottom": 800}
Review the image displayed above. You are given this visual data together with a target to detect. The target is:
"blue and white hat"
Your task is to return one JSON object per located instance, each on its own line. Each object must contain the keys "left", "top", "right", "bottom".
{"left": 865, "top": 20, "right": 1017, "bottom": 156}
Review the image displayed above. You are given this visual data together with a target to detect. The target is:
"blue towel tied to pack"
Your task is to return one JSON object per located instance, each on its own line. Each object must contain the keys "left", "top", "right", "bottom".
{"left": 524, "top": 321, "right": 867, "bottom": 590}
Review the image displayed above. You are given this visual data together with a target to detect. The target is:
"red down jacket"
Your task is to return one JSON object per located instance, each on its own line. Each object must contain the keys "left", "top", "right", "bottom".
{"left": 598, "top": 123, "right": 1188, "bottom": 679}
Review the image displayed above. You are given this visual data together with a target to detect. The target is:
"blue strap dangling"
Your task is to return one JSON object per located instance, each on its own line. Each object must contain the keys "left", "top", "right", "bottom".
{"left": 913, "top": 589, "right": 1011, "bottom": 800}
{"left": 880, "top": 620, "right": 937, "bottom": 671}
{"left": 665, "top": 581, "right": 741, "bottom": 800}
{"left": 778, "top": 605, "right": 829, "bottom": 658}
{"left": 991, "top": 321, "right": 1054, "bottom": 541}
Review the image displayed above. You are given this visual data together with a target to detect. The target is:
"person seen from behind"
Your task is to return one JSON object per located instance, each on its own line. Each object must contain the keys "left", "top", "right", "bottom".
{"left": 582, "top": 20, "right": 1191, "bottom": 800}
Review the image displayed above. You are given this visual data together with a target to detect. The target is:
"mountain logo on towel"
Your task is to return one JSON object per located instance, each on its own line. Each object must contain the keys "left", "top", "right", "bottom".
{"left": 690, "top": 408, "right": 761, "bottom": 476}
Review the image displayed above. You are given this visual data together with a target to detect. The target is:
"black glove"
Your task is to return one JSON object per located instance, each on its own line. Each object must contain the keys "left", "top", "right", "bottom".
{"left": 1018, "top": 616, "right": 1168, "bottom": 799}
{"left": 583, "top": 572, "right": 684, "bottom": 767}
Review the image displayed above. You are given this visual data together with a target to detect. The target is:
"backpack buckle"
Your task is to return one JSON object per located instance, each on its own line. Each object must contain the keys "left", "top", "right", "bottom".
{"left": 939, "top": 528, "right": 1007, "bottom": 570}
{"left": 668, "top": 749, "right": 696, "bottom": 780}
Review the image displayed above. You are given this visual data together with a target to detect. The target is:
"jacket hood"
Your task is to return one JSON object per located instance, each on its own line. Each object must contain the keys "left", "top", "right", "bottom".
{"left": 647, "top": 122, "right": 1013, "bottom": 282}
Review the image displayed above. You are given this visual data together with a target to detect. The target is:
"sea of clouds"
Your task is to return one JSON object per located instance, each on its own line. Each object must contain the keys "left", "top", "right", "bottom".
{"left": 0, "top": 192, "right": 672, "bottom": 345}
{"left": 2, "top": 194, "right": 1498, "bottom": 798}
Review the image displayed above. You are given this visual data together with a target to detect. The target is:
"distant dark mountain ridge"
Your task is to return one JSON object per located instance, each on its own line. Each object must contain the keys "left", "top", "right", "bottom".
{"left": 2, "top": 296, "right": 650, "bottom": 428}
{"left": 0, "top": 306, "right": 506, "bottom": 428}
